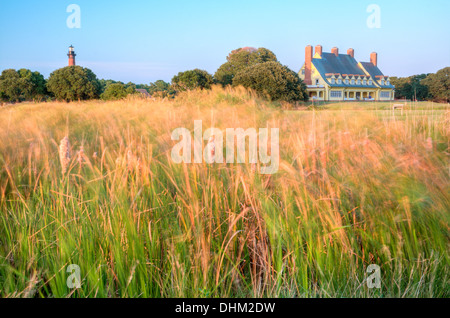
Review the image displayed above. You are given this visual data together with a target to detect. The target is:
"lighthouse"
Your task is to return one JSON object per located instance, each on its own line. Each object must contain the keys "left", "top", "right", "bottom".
{"left": 68, "top": 45, "right": 76, "bottom": 66}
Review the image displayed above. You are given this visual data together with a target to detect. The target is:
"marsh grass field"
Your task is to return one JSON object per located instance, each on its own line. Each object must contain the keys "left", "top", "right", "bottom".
{"left": 0, "top": 86, "right": 448, "bottom": 297}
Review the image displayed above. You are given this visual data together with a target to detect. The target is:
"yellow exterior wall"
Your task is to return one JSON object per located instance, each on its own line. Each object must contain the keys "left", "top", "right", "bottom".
{"left": 313, "top": 52, "right": 322, "bottom": 59}
{"left": 300, "top": 59, "right": 395, "bottom": 101}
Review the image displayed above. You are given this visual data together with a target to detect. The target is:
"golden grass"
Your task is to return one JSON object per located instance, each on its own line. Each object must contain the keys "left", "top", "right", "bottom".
{"left": 0, "top": 86, "right": 448, "bottom": 297}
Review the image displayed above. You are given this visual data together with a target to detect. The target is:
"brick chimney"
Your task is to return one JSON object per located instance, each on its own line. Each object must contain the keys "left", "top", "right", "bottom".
{"left": 315, "top": 45, "right": 322, "bottom": 57}
{"left": 304, "top": 45, "right": 313, "bottom": 85}
{"left": 331, "top": 47, "right": 339, "bottom": 56}
{"left": 370, "top": 52, "right": 378, "bottom": 66}
{"left": 347, "top": 48, "right": 354, "bottom": 58}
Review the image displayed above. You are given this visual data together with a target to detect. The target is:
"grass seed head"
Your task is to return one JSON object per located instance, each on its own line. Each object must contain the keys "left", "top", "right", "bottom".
{"left": 59, "top": 136, "right": 70, "bottom": 174}
{"left": 77, "top": 145, "right": 85, "bottom": 165}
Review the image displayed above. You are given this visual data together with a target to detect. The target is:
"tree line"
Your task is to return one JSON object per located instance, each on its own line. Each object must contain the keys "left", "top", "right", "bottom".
{"left": 0, "top": 47, "right": 308, "bottom": 104}
{"left": 1, "top": 48, "right": 448, "bottom": 104}
{"left": 390, "top": 67, "right": 449, "bottom": 103}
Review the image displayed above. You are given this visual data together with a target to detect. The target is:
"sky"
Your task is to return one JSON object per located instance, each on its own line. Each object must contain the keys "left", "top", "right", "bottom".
{"left": 0, "top": 0, "right": 449, "bottom": 84}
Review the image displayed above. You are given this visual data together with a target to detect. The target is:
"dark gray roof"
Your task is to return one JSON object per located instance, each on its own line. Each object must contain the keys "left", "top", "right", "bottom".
{"left": 360, "top": 62, "right": 395, "bottom": 88}
{"left": 312, "top": 54, "right": 374, "bottom": 87}
{"left": 311, "top": 52, "right": 394, "bottom": 88}
{"left": 312, "top": 53, "right": 366, "bottom": 77}
{"left": 360, "top": 62, "right": 383, "bottom": 77}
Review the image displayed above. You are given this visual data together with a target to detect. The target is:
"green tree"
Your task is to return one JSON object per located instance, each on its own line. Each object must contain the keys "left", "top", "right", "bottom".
{"left": 214, "top": 47, "right": 278, "bottom": 86}
{"left": 148, "top": 80, "right": 170, "bottom": 94}
{"left": 390, "top": 76, "right": 409, "bottom": 99}
{"left": 148, "top": 80, "right": 176, "bottom": 98}
{"left": 0, "top": 90, "right": 6, "bottom": 102}
{"left": 47, "top": 66, "right": 101, "bottom": 101}
{"left": 99, "top": 79, "right": 122, "bottom": 93}
{"left": 100, "top": 83, "right": 129, "bottom": 100}
{"left": 18, "top": 69, "right": 47, "bottom": 101}
{"left": 171, "top": 69, "right": 214, "bottom": 91}
{"left": 136, "top": 83, "right": 150, "bottom": 91}
{"left": 0, "top": 69, "right": 24, "bottom": 102}
{"left": 124, "top": 82, "right": 137, "bottom": 95}
{"left": 233, "top": 61, "right": 308, "bottom": 103}
{"left": 0, "top": 69, "right": 46, "bottom": 102}
{"left": 390, "top": 74, "right": 429, "bottom": 100}
{"left": 422, "top": 67, "right": 450, "bottom": 102}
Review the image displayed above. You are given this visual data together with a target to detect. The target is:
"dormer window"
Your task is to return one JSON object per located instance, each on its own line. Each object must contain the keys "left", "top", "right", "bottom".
{"left": 363, "top": 80, "right": 367, "bottom": 85}
{"left": 381, "top": 79, "right": 385, "bottom": 85}
{"left": 337, "top": 79, "right": 342, "bottom": 84}
{"left": 386, "top": 80, "right": 390, "bottom": 85}
{"left": 331, "top": 78, "right": 335, "bottom": 84}
{"left": 368, "top": 80, "right": 372, "bottom": 85}
{"left": 351, "top": 79, "right": 355, "bottom": 85}
{"left": 356, "top": 79, "right": 361, "bottom": 85}
{"left": 345, "top": 79, "right": 349, "bottom": 84}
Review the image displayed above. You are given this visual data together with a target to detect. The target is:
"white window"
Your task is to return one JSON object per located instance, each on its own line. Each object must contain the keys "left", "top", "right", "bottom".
{"left": 345, "top": 79, "right": 349, "bottom": 84}
{"left": 330, "top": 91, "right": 342, "bottom": 98}
{"left": 363, "top": 80, "right": 367, "bottom": 85}
{"left": 301, "top": 69, "right": 305, "bottom": 75}
{"left": 386, "top": 80, "right": 390, "bottom": 85}
{"left": 351, "top": 79, "right": 355, "bottom": 85}
{"left": 357, "top": 79, "right": 361, "bottom": 85}
{"left": 380, "top": 91, "right": 390, "bottom": 98}
{"left": 381, "top": 80, "right": 385, "bottom": 85}
{"left": 331, "top": 78, "right": 335, "bottom": 84}
{"left": 368, "top": 80, "right": 372, "bottom": 85}
{"left": 337, "top": 79, "right": 342, "bottom": 84}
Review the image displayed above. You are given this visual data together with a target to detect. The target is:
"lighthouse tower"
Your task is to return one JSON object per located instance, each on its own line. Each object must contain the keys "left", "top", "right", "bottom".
{"left": 68, "top": 45, "right": 76, "bottom": 66}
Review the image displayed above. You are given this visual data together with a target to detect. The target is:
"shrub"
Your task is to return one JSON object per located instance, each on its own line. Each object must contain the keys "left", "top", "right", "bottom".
{"left": 47, "top": 66, "right": 101, "bottom": 101}
{"left": 171, "top": 69, "right": 214, "bottom": 92}
{"left": 101, "top": 83, "right": 130, "bottom": 100}
{"left": 422, "top": 67, "right": 450, "bottom": 102}
{"left": 147, "top": 80, "right": 176, "bottom": 99}
{"left": 0, "top": 68, "right": 47, "bottom": 102}
{"left": 233, "top": 61, "right": 308, "bottom": 102}
{"left": 214, "top": 47, "right": 277, "bottom": 86}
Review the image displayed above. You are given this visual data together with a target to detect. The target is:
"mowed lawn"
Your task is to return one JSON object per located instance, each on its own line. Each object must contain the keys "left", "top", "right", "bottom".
{"left": 0, "top": 87, "right": 448, "bottom": 297}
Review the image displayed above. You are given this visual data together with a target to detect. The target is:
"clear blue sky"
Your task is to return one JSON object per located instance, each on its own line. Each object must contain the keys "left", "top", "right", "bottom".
{"left": 0, "top": 0, "right": 449, "bottom": 83}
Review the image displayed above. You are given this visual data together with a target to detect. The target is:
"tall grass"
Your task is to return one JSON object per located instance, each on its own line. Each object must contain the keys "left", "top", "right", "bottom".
{"left": 0, "top": 86, "right": 448, "bottom": 297}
